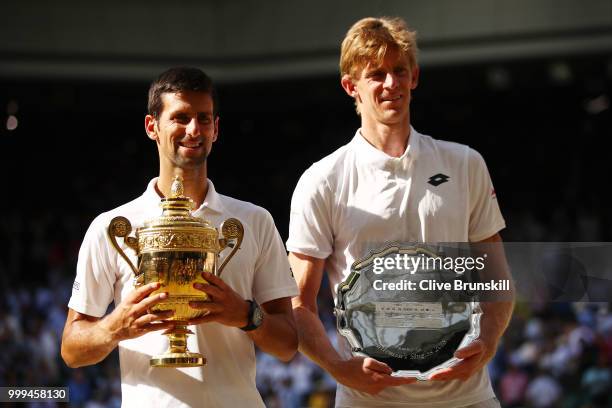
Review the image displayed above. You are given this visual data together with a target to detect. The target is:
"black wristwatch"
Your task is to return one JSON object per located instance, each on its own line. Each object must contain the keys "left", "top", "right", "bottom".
{"left": 240, "top": 300, "right": 264, "bottom": 331}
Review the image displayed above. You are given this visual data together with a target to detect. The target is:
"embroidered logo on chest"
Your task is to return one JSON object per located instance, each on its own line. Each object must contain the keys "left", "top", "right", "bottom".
{"left": 427, "top": 173, "right": 450, "bottom": 186}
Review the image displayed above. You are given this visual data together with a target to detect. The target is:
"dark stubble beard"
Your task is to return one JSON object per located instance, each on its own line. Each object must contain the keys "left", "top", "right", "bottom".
{"left": 173, "top": 149, "right": 209, "bottom": 169}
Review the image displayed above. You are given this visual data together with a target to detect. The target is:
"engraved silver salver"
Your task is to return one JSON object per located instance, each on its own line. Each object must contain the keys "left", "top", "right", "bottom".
{"left": 334, "top": 244, "right": 482, "bottom": 381}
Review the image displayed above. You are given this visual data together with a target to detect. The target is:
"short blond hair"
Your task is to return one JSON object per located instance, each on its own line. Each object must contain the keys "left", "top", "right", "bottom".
{"left": 340, "top": 17, "right": 418, "bottom": 79}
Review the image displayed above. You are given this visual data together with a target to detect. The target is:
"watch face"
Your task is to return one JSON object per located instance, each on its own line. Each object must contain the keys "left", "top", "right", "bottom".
{"left": 253, "top": 303, "right": 264, "bottom": 327}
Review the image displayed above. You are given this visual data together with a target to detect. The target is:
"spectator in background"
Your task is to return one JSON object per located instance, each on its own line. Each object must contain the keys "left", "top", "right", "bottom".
{"left": 525, "top": 369, "right": 562, "bottom": 408}
{"left": 67, "top": 369, "right": 92, "bottom": 407}
{"left": 581, "top": 353, "right": 611, "bottom": 405}
{"left": 499, "top": 362, "right": 528, "bottom": 407}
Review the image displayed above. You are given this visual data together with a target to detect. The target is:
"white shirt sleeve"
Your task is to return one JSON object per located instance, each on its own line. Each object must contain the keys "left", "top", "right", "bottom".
{"left": 286, "top": 167, "right": 334, "bottom": 260}
{"left": 467, "top": 148, "right": 506, "bottom": 242}
{"left": 68, "top": 214, "right": 117, "bottom": 317}
{"left": 252, "top": 209, "right": 299, "bottom": 304}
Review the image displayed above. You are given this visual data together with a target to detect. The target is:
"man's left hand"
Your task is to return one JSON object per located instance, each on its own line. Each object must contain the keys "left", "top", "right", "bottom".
{"left": 429, "top": 338, "right": 496, "bottom": 382}
{"left": 187, "top": 271, "right": 250, "bottom": 328}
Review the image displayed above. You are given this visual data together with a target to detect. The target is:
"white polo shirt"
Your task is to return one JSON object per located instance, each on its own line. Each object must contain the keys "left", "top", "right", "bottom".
{"left": 69, "top": 178, "right": 298, "bottom": 408}
{"left": 287, "top": 127, "right": 505, "bottom": 407}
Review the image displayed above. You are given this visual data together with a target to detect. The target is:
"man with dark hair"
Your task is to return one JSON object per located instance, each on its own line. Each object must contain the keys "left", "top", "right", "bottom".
{"left": 147, "top": 67, "right": 219, "bottom": 119}
{"left": 61, "top": 66, "right": 298, "bottom": 407}
{"left": 288, "top": 17, "right": 514, "bottom": 407}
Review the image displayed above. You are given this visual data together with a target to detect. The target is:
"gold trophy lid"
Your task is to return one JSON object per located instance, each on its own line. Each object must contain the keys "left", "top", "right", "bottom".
{"left": 144, "top": 175, "right": 214, "bottom": 229}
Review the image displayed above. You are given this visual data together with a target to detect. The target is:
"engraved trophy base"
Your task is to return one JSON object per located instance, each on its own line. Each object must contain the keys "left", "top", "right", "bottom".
{"left": 150, "top": 353, "right": 206, "bottom": 368}
{"left": 150, "top": 324, "right": 206, "bottom": 368}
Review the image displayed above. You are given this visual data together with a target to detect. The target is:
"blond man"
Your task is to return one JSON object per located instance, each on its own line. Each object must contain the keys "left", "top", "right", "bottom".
{"left": 287, "top": 17, "right": 513, "bottom": 407}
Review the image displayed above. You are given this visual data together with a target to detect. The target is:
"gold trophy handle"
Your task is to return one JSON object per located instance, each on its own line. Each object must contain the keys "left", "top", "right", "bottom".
{"left": 217, "top": 218, "right": 244, "bottom": 277}
{"left": 108, "top": 216, "right": 139, "bottom": 276}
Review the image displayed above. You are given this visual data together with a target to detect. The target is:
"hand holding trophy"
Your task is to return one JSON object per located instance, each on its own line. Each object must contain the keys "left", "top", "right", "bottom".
{"left": 107, "top": 175, "right": 244, "bottom": 367}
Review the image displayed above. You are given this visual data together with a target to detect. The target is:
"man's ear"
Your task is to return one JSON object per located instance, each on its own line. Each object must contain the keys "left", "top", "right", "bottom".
{"left": 145, "top": 115, "right": 158, "bottom": 141}
{"left": 341, "top": 74, "right": 358, "bottom": 98}
{"left": 410, "top": 65, "right": 420, "bottom": 90}
{"left": 212, "top": 116, "right": 219, "bottom": 142}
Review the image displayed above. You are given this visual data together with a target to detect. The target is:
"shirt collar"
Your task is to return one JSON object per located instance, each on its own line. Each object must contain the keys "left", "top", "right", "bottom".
{"left": 143, "top": 177, "right": 225, "bottom": 214}
{"left": 198, "top": 179, "right": 225, "bottom": 214}
{"left": 351, "top": 125, "right": 421, "bottom": 170}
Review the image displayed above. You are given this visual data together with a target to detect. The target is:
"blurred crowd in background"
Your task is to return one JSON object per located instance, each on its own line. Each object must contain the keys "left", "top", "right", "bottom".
{"left": 1, "top": 208, "right": 611, "bottom": 408}
{"left": 1, "top": 54, "right": 611, "bottom": 407}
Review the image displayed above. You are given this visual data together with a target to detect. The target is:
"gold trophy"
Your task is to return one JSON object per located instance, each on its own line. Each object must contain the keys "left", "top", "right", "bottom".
{"left": 107, "top": 176, "right": 244, "bottom": 368}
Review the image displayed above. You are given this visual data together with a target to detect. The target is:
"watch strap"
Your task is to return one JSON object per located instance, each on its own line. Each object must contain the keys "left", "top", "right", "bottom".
{"left": 240, "top": 300, "right": 262, "bottom": 331}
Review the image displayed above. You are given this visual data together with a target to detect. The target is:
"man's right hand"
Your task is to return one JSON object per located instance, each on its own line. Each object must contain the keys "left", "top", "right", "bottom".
{"left": 100, "top": 282, "right": 175, "bottom": 342}
{"left": 331, "top": 356, "right": 416, "bottom": 395}
{"left": 289, "top": 253, "right": 417, "bottom": 395}
{"left": 62, "top": 282, "right": 175, "bottom": 368}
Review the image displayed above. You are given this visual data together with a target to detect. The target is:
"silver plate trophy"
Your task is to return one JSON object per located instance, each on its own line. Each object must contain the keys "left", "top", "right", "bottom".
{"left": 335, "top": 244, "right": 482, "bottom": 381}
